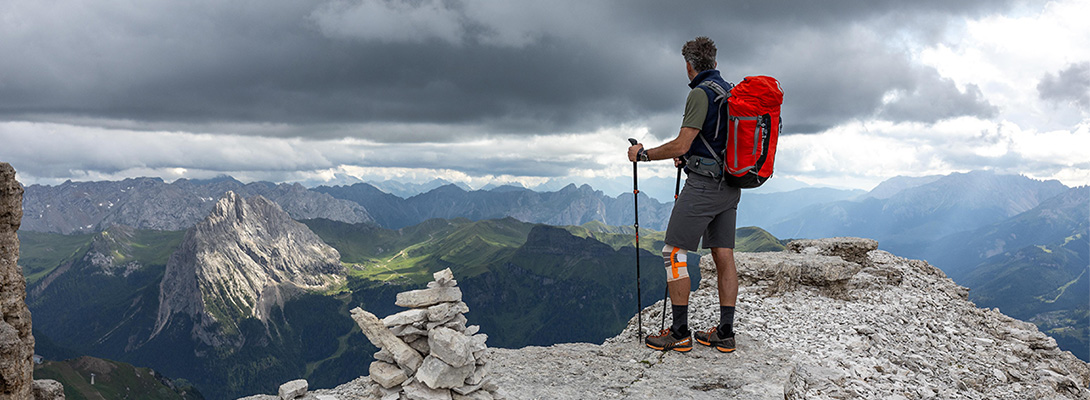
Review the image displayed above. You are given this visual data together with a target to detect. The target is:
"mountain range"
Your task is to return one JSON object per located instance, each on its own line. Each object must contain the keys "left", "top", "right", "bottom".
{"left": 20, "top": 177, "right": 373, "bottom": 234}
{"left": 312, "top": 182, "right": 676, "bottom": 231}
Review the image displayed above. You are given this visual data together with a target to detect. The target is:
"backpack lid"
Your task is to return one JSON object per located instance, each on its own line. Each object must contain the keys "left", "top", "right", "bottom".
{"left": 732, "top": 76, "right": 783, "bottom": 109}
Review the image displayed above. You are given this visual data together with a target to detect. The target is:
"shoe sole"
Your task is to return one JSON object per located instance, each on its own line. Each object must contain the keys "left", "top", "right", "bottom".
{"left": 646, "top": 337, "right": 693, "bottom": 352}
{"left": 697, "top": 337, "right": 735, "bottom": 353}
{"left": 646, "top": 343, "right": 693, "bottom": 352}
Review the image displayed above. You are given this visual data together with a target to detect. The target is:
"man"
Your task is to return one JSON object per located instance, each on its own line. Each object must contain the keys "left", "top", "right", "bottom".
{"left": 627, "top": 36, "right": 739, "bottom": 353}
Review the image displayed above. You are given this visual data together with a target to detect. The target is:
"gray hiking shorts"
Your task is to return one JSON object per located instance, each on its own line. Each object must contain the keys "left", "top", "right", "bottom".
{"left": 664, "top": 173, "right": 742, "bottom": 251}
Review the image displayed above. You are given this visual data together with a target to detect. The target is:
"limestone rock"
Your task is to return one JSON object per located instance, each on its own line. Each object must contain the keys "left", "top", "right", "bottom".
{"left": 351, "top": 308, "right": 424, "bottom": 373}
{"left": 278, "top": 379, "right": 307, "bottom": 399}
{"left": 416, "top": 356, "right": 475, "bottom": 390}
{"left": 32, "top": 379, "right": 65, "bottom": 400}
{"left": 0, "top": 163, "right": 33, "bottom": 399}
{"left": 433, "top": 268, "right": 454, "bottom": 285}
{"left": 429, "top": 327, "right": 475, "bottom": 368}
{"left": 384, "top": 309, "right": 429, "bottom": 328}
{"left": 427, "top": 302, "right": 469, "bottom": 323}
{"left": 786, "top": 237, "right": 878, "bottom": 265}
{"left": 452, "top": 390, "right": 493, "bottom": 400}
{"left": 396, "top": 287, "right": 463, "bottom": 308}
{"left": 370, "top": 361, "right": 408, "bottom": 389}
{"left": 403, "top": 380, "right": 452, "bottom": 400}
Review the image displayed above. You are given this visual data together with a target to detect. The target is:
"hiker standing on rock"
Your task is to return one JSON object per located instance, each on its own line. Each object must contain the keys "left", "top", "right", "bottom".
{"left": 627, "top": 36, "right": 739, "bottom": 353}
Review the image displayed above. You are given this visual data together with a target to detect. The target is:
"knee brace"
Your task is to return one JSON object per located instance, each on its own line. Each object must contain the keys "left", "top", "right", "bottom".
{"left": 662, "top": 245, "right": 689, "bottom": 282}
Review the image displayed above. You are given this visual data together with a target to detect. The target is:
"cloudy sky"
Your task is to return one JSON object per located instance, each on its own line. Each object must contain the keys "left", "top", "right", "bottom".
{"left": 1, "top": 0, "right": 1088, "bottom": 200}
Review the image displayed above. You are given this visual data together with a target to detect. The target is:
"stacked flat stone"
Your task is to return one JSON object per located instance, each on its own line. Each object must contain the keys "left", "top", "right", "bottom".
{"left": 351, "top": 268, "right": 500, "bottom": 400}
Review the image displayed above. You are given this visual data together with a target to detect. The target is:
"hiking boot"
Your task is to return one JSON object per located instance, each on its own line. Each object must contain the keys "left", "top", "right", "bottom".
{"left": 645, "top": 327, "right": 692, "bottom": 352}
{"left": 694, "top": 327, "right": 736, "bottom": 353}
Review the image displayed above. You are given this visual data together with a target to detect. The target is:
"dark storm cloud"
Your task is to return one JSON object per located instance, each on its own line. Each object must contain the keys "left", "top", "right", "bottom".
{"left": 1038, "top": 62, "right": 1090, "bottom": 111}
{"left": 0, "top": 0, "right": 1017, "bottom": 140}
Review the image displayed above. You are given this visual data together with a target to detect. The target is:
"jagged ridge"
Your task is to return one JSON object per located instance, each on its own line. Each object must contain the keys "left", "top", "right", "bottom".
{"left": 153, "top": 191, "right": 344, "bottom": 347}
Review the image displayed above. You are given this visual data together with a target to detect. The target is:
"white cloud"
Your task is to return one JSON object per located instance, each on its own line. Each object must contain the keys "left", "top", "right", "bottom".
{"left": 918, "top": 0, "right": 1090, "bottom": 127}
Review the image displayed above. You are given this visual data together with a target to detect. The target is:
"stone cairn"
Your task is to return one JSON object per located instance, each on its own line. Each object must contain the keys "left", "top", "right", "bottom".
{"left": 351, "top": 268, "right": 500, "bottom": 400}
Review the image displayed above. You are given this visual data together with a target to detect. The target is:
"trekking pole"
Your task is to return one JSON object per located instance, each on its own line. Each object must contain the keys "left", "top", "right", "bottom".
{"left": 661, "top": 163, "right": 682, "bottom": 332}
{"left": 628, "top": 138, "right": 643, "bottom": 343}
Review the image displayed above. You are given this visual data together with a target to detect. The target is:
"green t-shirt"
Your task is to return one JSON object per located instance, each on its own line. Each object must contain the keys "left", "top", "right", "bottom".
{"left": 682, "top": 87, "right": 708, "bottom": 130}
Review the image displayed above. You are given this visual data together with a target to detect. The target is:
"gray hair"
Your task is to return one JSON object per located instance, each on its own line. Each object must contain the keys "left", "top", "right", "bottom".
{"left": 681, "top": 36, "right": 717, "bottom": 72}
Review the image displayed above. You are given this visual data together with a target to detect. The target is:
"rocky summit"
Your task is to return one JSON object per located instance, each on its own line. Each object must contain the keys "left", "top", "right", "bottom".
{"left": 489, "top": 238, "right": 1090, "bottom": 399}
{"left": 153, "top": 191, "right": 344, "bottom": 347}
{"left": 280, "top": 237, "right": 1090, "bottom": 400}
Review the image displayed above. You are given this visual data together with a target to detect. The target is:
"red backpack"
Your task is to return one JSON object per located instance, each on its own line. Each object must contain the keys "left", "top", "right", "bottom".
{"left": 698, "top": 76, "right": 783, "bottom": 188}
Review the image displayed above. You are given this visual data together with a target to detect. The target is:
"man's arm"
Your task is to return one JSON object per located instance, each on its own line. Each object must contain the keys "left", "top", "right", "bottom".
{"left": 627, "top": 127, "right": 701, "bottom": 162}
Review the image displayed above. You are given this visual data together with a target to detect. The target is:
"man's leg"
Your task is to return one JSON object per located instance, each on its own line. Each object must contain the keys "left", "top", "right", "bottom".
{"left": 664, "top": 245, "right": 691, "bottom": 334}
{"left": 646, "top": 244, "right": 693, "bottom": 352}
{"left": 711, "top": 247, "right": 738, "bottom": 352}
{"left": 712, "top": 247, "right": 738, "bottom": 308}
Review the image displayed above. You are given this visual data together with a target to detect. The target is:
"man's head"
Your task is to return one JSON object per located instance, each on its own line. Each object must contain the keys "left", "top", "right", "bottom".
{"left": 682, "top": 36, "right": 717, "bottom": 73}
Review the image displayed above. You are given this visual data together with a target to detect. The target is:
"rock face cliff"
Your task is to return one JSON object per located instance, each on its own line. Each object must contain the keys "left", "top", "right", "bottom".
{"left": 153, "top": 191, "right": 344, "bottom": 347}
{"left": 0, "top": 163, "right": 33, "bottom": 398}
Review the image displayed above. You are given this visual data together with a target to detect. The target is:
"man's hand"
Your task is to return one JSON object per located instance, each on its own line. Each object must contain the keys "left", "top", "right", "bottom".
{"left": 674, "top": 157, "right": 684, "bottom": 168}
{"left": 628, "top": 144, "right": 644, "bottom": 162}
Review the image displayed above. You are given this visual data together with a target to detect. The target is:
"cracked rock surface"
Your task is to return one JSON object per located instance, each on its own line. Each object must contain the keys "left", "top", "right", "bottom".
{"left": 490, "top": 238, "right": 1090, "bottom": 400}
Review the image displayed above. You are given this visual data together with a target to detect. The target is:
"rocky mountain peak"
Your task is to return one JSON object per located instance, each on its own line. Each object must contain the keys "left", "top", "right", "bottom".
{"left": 484, "top": 237, "right": 1090, "bottom": 399}
{"left": 152, "top": 191, "right": 344, "bottom": 346}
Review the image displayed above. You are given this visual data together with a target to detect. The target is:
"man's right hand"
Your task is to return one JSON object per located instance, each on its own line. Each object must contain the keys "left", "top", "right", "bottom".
{"left": 674, "top": 157, "right": 684, "bottom": 168}
{"left": 628, "top": 144, "right": 644, "bottom": 162}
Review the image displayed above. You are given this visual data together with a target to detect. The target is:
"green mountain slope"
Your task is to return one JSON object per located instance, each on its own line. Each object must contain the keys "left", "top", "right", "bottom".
{"left": 18, "top": 230, "right": 95, "bottom": 285}
{"left": 33, "top": 356, "right": 204, "bottom": 400}
{"left": 962, "top": 233, "right": 1089, "bottom": 360}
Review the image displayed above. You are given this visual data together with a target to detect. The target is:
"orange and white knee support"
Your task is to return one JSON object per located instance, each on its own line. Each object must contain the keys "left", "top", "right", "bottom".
{"left": 662, "top": 245, "right": 689, "bottom": 282}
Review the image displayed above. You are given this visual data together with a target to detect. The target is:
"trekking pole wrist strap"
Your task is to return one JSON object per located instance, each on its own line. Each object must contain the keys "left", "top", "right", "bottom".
{"left": 637, "top": 148, "right": 650, "bottom": 162}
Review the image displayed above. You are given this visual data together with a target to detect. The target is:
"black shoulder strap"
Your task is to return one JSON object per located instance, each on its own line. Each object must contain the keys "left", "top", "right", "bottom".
{"left": 696, "top": 81, "right": 730, "bottom": 166}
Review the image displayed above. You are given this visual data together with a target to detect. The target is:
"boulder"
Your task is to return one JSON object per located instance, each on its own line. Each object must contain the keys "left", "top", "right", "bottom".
{"left": 396, "top": 287, "right": 463, "bottom": 308}
{"left": 32, "top": 379, "right": 65, "bottom": 400}
{"left": 429, "top": 327, "right": 475, "bottom": 367}
{"left": 351, "top": 308, "right": 424, "bottom": 373}
{"left": 403, "top": 379, "right": 452, "bottom": 400}
{"left": 370, "top": 361, "right": 409, "bottom": 389}
{"left": 277, "top": 379, "right": 307, "bottom": 400}
{"left": 416, "top": 356, "right": 475, "bottom": 390}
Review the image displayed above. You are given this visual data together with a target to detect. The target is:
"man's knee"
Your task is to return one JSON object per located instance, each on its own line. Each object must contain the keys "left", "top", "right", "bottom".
{"left": 662, "top": 244, "right": 689, "bottom": 282}
{"left": 711, "top": 247, "right": 737, "bottom": 273}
